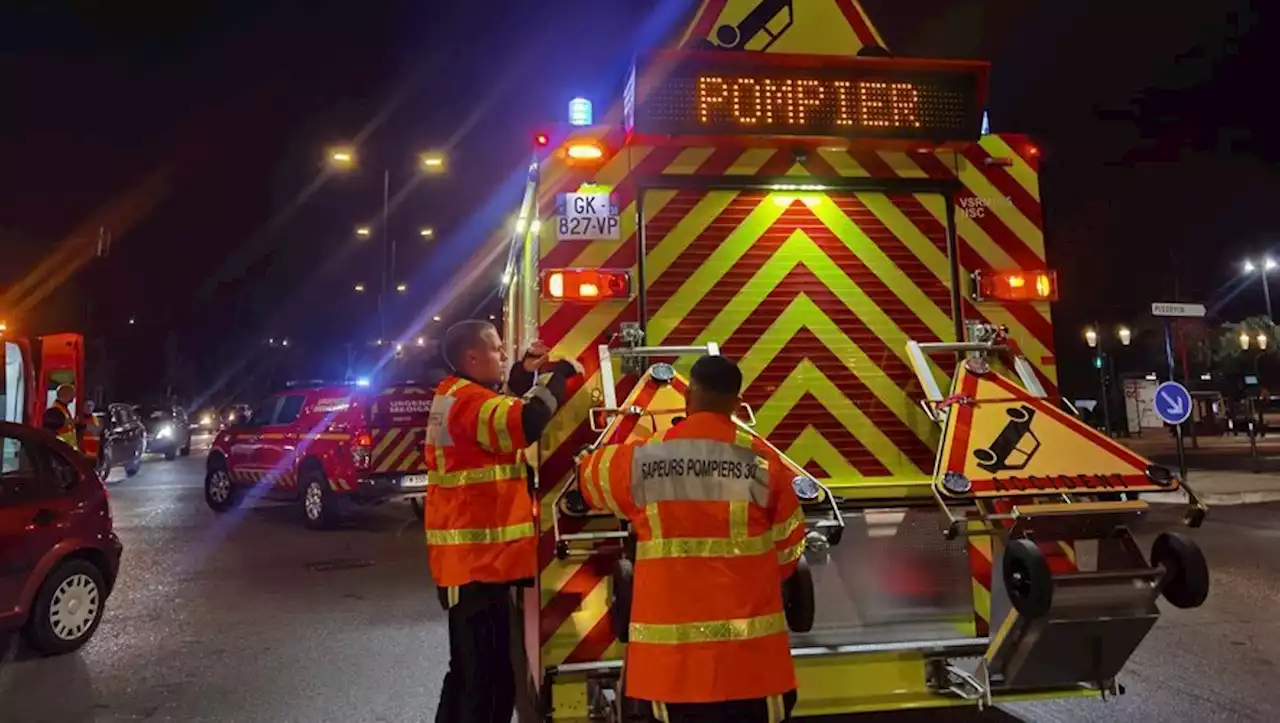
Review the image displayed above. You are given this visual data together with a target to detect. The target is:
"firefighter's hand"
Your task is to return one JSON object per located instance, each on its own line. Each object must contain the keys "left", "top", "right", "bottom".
{"left": 552, "top": 359, "right": 583, "bottom": 379}
{"left": 522, "top": 340, "right": 550, "bottom": 372}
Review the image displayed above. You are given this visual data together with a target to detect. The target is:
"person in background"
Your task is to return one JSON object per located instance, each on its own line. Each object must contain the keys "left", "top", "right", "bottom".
{"left": 43, "top": 383, "right": 80, "bottom": 450}
{"left": 79, "top": 400, "right": 103, "bottom": 471}
{"left": 578, "top": 355, "right": 806, "bottom": 722}
{"left": 425, "top": 320, "right": 579, "bottom": 723}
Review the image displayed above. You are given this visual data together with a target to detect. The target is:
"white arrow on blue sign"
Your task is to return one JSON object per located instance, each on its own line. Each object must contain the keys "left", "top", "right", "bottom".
{"left": 1153, "top": 381, "right": 1193, "bottom": 425}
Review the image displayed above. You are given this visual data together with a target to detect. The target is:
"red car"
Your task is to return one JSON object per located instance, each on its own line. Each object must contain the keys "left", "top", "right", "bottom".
{"left": 0, "top": 421, "right": 122, "bottom": 655}
{"left": 204, "top": 380, "right": 432, "bottom": 529}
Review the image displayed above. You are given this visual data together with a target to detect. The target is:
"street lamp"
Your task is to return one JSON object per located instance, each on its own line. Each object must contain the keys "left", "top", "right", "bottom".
{"left": 355, "top": 226, "right": 371, "bottom": 238}
{"left": 327, "top": 147, "right": 356, "bottom": 168}
{"left": 419, "top": 151, "right": 447, "bottom": 174}
{"left": 432, "top": 315, "right": 442, "bottom": 322}
{"left": 396, "top": 283, "right": 407, "bottom": 293}
{"left": 354, "top": 282, "right": 365, "bottom": 292}
{"left": 1242, "top": 256, "right": 1276, "bottom": 320}
{"left": 327, "top": 147, "right": 446, "bottom": 340}
{"left": 419, "top": 227, "right": 434, "bottom": 239}
{"left": 1083, "top": 324, "right": 1132, "bottom": 436}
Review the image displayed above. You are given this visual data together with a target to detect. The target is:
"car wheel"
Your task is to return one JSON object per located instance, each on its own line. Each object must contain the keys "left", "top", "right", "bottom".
{"left": 164, "top": 449, "right": 177, "bottom": 461}
{"left": 205, "top": 465, "right": 240, "bottom": 512}
{"left": 301, "top": 467, "right": 339, "bottom": 530}
{"left": 23, "top": 559, "right": 107, "bottom": 656}
{"left": 125, "top": 457, "right": 141, "bottom": 477}
{"left": 180, "top": 442, "right": 191, "bottom": 457}
{"left": 409, "top": 498, "right": 425, "bottom": 521}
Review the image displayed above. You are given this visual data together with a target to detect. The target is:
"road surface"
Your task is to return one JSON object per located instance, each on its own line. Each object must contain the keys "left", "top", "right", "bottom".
{"left": 2, "top": 450, "right": 1278, "bottom": 721}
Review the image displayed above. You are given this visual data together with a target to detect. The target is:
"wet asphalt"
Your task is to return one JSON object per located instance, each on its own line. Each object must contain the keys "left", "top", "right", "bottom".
{"left": 2, "top": 445, "right": 1278, "bottom": 722}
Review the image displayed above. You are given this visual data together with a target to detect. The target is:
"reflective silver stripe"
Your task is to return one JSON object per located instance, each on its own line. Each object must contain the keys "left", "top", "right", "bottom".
{"left": 426, "top": 396, "right": 457, "bottom": 449}
{"left": 524, "top": 384, "right": 557, "bottom": 415}
{"left": 630, "top": 438, "right": 769, "bottom": 508}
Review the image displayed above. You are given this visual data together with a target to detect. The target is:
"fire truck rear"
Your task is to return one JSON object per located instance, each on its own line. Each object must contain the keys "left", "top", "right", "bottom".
{"left": 1, "top": 323, "right": 85, "bottom": 428}
{"left": 492, "top": 1, "right": 1211, "bottom": 718}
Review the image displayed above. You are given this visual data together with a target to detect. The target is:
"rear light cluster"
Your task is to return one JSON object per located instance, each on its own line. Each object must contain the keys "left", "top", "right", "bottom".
{"left": 974, "top": 269, "right": 1058, "bottom": 302}
{"left": 541, "top": 269, "right": 631, "bottom": 302}
{"left": 352, "top": 431, "right": 373, "bottom": 468}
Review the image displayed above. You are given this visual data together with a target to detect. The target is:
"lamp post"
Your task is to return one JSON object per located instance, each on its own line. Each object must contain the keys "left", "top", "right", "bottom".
{"left": 326, "top": 147, "right": 448, "bottom": 340}
{"left": 1242, "top": 257, "right": 1276, "bottom": 321}
{"left": 1085, "top": 324, "right": 1133, "bottom": 436}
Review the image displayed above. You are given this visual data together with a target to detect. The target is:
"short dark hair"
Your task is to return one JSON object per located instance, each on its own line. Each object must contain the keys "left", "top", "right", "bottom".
{"left": 690, "top": 355, "right": 742, "bottom": 397}
{"left": 442, "top": 320, "right": 495, "bottom": 371}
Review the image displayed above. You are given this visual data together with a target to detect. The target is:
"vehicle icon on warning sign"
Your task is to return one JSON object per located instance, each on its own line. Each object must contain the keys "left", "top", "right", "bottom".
{"left": 972, "top": 405, "right": 1040, "bottom": 473}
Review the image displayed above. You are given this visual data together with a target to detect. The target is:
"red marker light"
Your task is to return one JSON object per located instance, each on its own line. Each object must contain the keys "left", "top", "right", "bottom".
{"left": 975, "top": 269, "right": 1058, "bottom": 302}
{"left": 535, "top": 133, "right": 550, "bottom": 147}
{"left": 541, "top": 269, "right": 631, "bottom": 302}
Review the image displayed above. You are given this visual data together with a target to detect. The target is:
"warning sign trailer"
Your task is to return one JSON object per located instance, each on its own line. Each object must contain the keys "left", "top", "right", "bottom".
{"left": 908, "top": 325, "right": 1208, "bottom": 703}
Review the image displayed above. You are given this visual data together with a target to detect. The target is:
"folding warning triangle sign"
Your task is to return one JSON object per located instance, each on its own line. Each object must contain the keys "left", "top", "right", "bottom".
{"left": 595, "top": 368, "right": 691, "bottom": 446}
{"left": 934, "top": 363, "right": 1181, "bottom": 499}
{"left": 681, "top": 0, "right": 888, "bottom": 56}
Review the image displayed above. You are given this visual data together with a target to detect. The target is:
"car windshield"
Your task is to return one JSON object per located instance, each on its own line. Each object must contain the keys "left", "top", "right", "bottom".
{"left": 138, "top": 407, "right": 171, "bottom": 420}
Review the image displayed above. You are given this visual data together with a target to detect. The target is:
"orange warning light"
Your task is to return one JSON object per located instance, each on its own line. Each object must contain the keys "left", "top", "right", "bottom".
{"left": 565, "top": 141, "right": 605, "bottom": 162}
{"left": 975, "top": 270, "right": 1058, "bottom": 302}
{"left": 541, "top": 269, "right": 631, "bottom": 302}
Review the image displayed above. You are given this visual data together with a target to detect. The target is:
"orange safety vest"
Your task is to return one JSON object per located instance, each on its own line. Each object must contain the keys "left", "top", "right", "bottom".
{"left": 423, "top": 375, "right": 536, "bottom": 589}
{"left": 79, "top": 413, "right": 102, "bottom": 459}
{"left": 579, "top": 412, "right": 806, "bottom": 705}
{"left": 52, "top": 401, "right": 79, "bottom": 450}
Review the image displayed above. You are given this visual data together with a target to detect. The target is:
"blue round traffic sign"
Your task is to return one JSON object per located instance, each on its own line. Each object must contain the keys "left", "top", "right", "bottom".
{"left": 1153, "top": 381, "right": 1192, "bottom": 425}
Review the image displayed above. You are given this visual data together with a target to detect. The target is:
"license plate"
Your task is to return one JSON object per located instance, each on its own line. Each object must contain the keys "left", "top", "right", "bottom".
{"left": 401, "top": 474, "right": 429, "bottom": 488}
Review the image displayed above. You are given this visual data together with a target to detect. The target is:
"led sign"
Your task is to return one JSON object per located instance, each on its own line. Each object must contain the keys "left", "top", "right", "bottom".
{"left": 629, "top": 51, "right": 986, "bottom": 142}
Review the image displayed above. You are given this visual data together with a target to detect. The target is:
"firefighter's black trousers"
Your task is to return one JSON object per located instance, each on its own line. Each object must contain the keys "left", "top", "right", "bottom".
{"left": 435, "top": 583, "right": 515, "bottom": 723}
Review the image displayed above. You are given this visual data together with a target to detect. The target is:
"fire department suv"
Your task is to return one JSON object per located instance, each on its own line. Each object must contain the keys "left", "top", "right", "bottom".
{"left": 477, "top": 0, "right": 1211, "bottom": 720}
{"left": 204, "top": 381, "right": 431, "bottom": 528}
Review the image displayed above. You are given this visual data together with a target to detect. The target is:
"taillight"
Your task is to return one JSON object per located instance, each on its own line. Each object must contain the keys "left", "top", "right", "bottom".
{"left": 974, "top": 270, "right": 1058, "bottom": 302}
{"left": 541, "top": 269, "right": 631, "bottom": 302}
{"left": 353, "top": 431, "right": 373, "bottom": 468}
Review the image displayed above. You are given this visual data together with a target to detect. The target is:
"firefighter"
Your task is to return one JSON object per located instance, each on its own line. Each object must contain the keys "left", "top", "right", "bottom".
{"left": 425, "top": 320, "right": 578, "bottom": 723}
{"left": 42, "top": 383, "right": 80, "bottom": 450}
{"left": 79, "top": 401, "right": 103, "bottom": 469}
{"left": 578, "top": 355, "right": 807, "bottom": 723}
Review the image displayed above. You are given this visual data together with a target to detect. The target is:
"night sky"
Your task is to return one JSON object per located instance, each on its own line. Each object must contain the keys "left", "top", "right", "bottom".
{"left": 0, "top": 0, "right": 1273, "bottom": 402}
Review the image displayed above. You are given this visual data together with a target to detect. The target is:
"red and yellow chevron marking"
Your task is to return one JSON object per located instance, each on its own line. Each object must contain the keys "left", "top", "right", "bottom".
{"left": 230, "top": 467, "right": 298, "bottom": 490}
{"left": 370, "top": 427, "right": 426, "bottom": 474}
{"left": 645, "top": 188, "right": 951, "bottom": 483}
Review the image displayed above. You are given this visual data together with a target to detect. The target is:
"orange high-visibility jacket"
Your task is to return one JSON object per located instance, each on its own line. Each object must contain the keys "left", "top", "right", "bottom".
{"left": 579, "top": 412, "right": 806, "bottom": 704}
{"left": 424, "top": 376, "right": 537, "bottom": 588}
{"left": 79, "top": 413, "right": 101, "bottom": 459}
